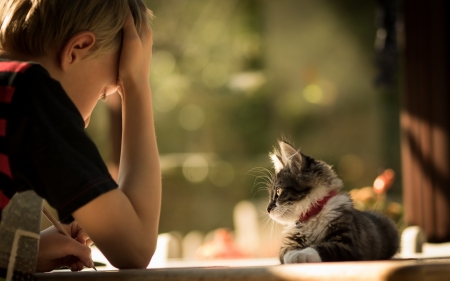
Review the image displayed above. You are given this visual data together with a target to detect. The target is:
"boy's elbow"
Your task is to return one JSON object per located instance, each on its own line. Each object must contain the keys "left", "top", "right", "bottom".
{"left": 137, "top": 243, "right": 157, "bottom": 269}
{"left": 111, "top": 242, "right": 156, "bottom": 269}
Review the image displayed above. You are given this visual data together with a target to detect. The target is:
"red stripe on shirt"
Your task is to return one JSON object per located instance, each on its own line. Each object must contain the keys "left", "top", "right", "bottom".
{"left": 0, "top": 61, "right": 32, "bottom": 73}
{"left": 0, "top": 154, "right": 12, "bottom": 179}
{"left": 0, "top": 190, "right": 10, "bottom": 209}
{"left": 0, "top": 86, "right": 15, "bottom": 103}
{"left": 0, "top": 119, "right": 5, "bottom": 136}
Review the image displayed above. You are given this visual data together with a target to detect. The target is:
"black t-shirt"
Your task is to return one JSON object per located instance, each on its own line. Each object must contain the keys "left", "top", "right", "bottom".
{"left": 0, "top": 60, "right": 118, "bottom": 223}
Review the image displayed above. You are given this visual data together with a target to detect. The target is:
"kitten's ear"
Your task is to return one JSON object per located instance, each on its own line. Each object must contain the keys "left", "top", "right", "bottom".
{"left": 270, "top": 151, "right": 284, "bottom": 174}
{"left": 279, "top": 141, "right": 302, "bottom": 173}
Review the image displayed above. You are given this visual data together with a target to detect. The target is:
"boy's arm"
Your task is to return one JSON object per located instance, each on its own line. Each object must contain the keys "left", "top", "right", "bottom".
{"left": 72, "top": 12, "right": 161, "bottom": 269}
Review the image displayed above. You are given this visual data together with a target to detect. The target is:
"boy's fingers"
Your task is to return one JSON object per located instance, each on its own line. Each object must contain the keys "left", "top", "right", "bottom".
{"left": 123, "top": 10, "right": 134, "bottom": 28}
{"left": 122, "top": 10, "right": 140, "bottom": 41}
{"left": 122, "top": 9, "right": 152, "bottom": 47}
{"left": 76, "top": 261, "right": 85, "bottom": 271}
{"left": 141, "top": 24, "right": 153, "bottom": 47}
{"left": 61, "top": 237, "right": 93, "bottom": 268}
{"left": 76, "top": 229, "right": 90, "bottom": 245}
{"left": 86, "top": 238, "right": 93, "bottom": 246}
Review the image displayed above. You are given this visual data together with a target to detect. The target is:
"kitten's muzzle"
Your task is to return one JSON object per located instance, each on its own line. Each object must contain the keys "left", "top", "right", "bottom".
{"left": 267, "top": 202, "right": 276, "bottom": 213}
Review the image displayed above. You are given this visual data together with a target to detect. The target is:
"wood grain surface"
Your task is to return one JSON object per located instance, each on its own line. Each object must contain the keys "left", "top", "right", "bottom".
{"left": 35, "top": 259, "right": 450, "bottom": 281}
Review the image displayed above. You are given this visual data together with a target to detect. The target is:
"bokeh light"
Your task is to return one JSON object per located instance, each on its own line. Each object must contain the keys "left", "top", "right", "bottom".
{"left": 182, "top": 154, "right": 209, "bottom": 183}
{"left": 228, "top": 71, "right": 266, "bottom": 94}
{"left": 209, "top": 161, "right": 235, "bottom": 187}
{"left": 153, "top": 87, "right": 182, "bottom": 113}
{"left": 152, "top": 51, "right": 176, "bottom": 76}
{"left": 178, "top": 104, "right": 206, "bottom": 131}
{"left": 303, "top": 84, "right": 323, "bottom": 104}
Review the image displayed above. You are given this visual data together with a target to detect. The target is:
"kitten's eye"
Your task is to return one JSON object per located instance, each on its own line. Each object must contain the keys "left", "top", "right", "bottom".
{"left": 276, "top": 188, "right": 282, "bottom": 196}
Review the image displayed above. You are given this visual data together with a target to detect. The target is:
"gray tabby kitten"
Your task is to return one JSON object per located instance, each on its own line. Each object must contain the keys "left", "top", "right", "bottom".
{"left": 267, "top": 140, "right": 399, "bottom": 263}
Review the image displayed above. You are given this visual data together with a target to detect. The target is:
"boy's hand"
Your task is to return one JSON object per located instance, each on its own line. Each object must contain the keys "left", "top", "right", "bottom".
{"left": 117, "top": 10, "right": 153, "bottom": 96}
{"left": 36, "top": 222, "right": 94, "bottom": 272}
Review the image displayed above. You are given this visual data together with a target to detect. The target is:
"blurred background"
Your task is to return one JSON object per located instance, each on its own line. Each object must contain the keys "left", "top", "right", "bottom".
{"left": 86, "top": 0, "right": 402, "bottom": 258}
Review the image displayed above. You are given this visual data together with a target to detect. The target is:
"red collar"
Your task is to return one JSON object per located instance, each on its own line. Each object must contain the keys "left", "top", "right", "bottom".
{"left": 297, "top": 190, "right": 338, "bottom": 223}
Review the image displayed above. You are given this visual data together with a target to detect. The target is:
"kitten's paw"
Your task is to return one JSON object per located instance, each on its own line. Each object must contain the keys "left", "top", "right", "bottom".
{"left": 284, "top": 247, "right": 322, "bottom": 263}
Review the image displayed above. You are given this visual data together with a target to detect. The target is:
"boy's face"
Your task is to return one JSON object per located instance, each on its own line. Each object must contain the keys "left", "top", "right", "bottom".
{"left": 64, "top": 51, "right": 120, "bottom": 127}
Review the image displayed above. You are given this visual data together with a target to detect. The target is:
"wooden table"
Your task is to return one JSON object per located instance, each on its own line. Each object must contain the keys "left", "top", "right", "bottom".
{"left": 35, "top": 259, "right": 450, "bottom": 281}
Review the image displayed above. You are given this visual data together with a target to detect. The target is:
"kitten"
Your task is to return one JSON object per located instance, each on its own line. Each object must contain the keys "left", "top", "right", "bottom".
{"left": 267, "top": 140, "right": 399, "bottom": 263}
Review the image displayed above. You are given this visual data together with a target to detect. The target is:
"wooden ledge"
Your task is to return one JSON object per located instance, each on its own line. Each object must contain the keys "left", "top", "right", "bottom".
{"left": 35, "top": 259, "right": 450, "bottom": 281}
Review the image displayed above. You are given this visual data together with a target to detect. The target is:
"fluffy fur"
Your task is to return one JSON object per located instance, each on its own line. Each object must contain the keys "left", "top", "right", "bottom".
{"left": 267, "top": 140, "right": 399, "bottom": 263}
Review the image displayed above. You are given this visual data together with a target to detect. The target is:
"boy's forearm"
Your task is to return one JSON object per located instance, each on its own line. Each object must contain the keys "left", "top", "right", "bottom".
{"left": 118, "top": 83, "right": 161, "bottom": 253}
{"left": 119, "top": 84, "right": 161, "bottom": 208}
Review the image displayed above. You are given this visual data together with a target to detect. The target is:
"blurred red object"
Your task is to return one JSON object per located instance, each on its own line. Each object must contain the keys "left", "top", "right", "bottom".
{"left": 195, "top": 228, "right": 250, "bottom": 259}
{"left": 373, "top": 169, "right": 395, "bottom": 194}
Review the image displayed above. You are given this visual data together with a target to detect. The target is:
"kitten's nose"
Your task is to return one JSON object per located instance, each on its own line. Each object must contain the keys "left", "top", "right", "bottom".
{"left": 267, "top": 202, "right": 276, "bottom": 213}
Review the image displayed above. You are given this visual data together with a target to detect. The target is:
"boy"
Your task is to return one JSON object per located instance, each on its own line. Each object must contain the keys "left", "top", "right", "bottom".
{"left": 0, "top": 0, "right": 161, "bottom": 273}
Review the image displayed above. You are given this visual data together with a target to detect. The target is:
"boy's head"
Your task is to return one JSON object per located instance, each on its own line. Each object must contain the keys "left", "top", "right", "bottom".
{"left": 0, "top": 0, "right": 152, "bottom": 59}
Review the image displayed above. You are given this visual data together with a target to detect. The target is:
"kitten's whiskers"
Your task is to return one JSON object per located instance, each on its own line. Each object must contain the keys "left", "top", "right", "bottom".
{"left": 247, "top": 167, "right": 275, "bottom": 196}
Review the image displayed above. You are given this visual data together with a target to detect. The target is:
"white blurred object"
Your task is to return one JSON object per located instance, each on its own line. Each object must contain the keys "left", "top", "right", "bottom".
{"left": 233, "top": 199, "right": 283, "bottom": 258}
{"left": 182, "top": 231, "right": 204, "bottom": 260}
{"left": 233, "top": 200, "right": 260, "bottom": 256}
{"left": 150, "top": 233, "right": 182, "bottom": 267}
{"left": 400, "top": 226, "right": 450, "bottom": 259}
{"left": 401, "top": 226, "right": 426, "bottom": 256}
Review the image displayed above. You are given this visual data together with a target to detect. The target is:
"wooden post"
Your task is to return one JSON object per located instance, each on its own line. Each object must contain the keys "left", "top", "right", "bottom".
{"left": 401, "top": 0, "right": 450, "bottom": 242}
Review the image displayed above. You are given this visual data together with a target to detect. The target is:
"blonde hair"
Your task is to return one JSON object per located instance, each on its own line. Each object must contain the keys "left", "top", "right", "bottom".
{"left": 0, "top": 0, "right": 152, "bottom": 58}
